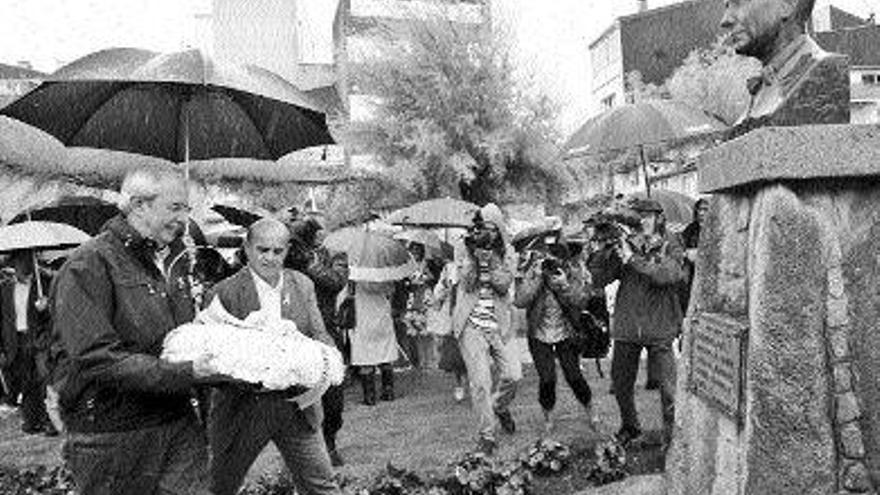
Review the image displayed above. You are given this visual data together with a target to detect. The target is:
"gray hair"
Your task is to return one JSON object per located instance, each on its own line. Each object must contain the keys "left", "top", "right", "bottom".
{"left": 118, "top": 166, "right": 185, "bottom": 214}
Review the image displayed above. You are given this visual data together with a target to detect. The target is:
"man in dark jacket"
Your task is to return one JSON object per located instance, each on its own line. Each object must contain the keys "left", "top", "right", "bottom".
{"left": 50, "top": 166, "right": 215, "bottom": 495}
{"left": 207, "top": 218, "right": 341, "bottom": 495}
{"left": 588, "top": 198, "right": 685, "bottom": 449}
{"left": 0, "top": 250, "right": 57, "bottom": 435}
{"left": 286, "top": 217, "right": 350, "bottom": 467}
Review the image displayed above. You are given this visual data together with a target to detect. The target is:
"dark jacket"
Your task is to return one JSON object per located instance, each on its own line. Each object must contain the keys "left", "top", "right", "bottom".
{"left": 50, "top": 216, "right": 199, "bottom": 433}
{"left": 205, "top": 267, "right": 334, "bottom": 432}
{"left": 588, "top": 231, "right": 685, "bottom": 344}
{"left": 513, "top": 258, "right": 590, "bottom": 342}
{"left": 0, "top": 271, "right": 53, "bottom": 365}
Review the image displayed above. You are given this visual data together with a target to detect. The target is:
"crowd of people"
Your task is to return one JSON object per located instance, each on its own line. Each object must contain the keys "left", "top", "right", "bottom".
{"left": 0, "top": 163, "right": 707, "bottom": 494}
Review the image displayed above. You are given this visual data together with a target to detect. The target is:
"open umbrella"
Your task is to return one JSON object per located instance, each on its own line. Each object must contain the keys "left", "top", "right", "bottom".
{"left": 324, "top": 228, "right": 415, "bottom": 282}
{"left": 1, "top": 47, "right": 334, "bottom": 166}
{"left": 511, "top": 217, "right": 564, "bottom": 252}
{"left": 210, "top": 204, "right": 264, "bottom": 228}
{"left": 0, "top": 221, "right": 91, "bottom": 253}
{"left": 385, "top": 197, "right": 479, "bottom": 228}
{"left": 563, "top": 100, "right": 726, "bottom": 196}
{"left": 8, "top": 195, "right": 119, "bottom": 236}
{"left": 626, "top": 189, "right": 695, "bottom": 226}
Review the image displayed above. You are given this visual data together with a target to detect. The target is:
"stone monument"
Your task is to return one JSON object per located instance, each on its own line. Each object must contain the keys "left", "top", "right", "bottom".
{"left": 665, "top": 1, "right": 880, "bottom": 494}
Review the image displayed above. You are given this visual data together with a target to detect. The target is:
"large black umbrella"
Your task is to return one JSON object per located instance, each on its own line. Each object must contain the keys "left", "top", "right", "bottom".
{"left": 0, "top": 47, "right": 335, "bottom": 165}
{"left": 563, "top": 99, "right": 725, "bottom": 196}
{"left": 8, "top": 196, "right": 120, "bottom": 236}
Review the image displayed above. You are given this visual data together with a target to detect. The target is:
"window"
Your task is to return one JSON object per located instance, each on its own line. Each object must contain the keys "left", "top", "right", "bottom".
{"left": 861, "top": 73, "right": 879, "bottom": 85}
{"left": 601, "top": 94, "right": 616, "bottom": 109}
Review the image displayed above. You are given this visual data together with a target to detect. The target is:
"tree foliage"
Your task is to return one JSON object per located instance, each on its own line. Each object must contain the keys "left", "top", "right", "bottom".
{"left": 665, "top": 38, "right": 761, "bottom": 125}
{"left": 346, "top": 12, "right": 565, "bottom": 206}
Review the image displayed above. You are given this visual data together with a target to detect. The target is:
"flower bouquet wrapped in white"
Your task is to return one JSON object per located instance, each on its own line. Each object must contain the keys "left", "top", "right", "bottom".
{"left": 162, "top": 297, "right": 345, "bottom": 407}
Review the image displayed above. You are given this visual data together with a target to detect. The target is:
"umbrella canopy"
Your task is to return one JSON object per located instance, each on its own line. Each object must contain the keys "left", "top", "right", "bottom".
{"left": 385, "top": 197, "right": 479, "bottom": 228}
{"left": 393, "top": 229, "right": 441, "bottom": 251}
{"left": 511, "top": 217, "right": 564, "bottom": 252}
{"left": 210, "top": 204, "right": 264, "bottom": 228}
{"left": 8, "top": 195, "right": 119, "bottom": 236}
{"left": 393, "top": 229, "right": 454, "bottom": 261}
{"left": 323, "top": 228, "right": 415, "bottom": 282}
{"left": 626, "top": 189, "right": 696, "bottom": 226}
{"left": 563, "top": 100, "right": 726, "bottom": 156}
{"left": 0, "top": 221, "right": 90, "bottom": 253}
{"left": 0, "top": 47, "right": 335, "bottom": 163}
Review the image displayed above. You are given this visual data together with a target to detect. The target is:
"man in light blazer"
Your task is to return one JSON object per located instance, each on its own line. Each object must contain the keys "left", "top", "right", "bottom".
{"left": 205, "top": 218, "right": 341, "bottom": 495}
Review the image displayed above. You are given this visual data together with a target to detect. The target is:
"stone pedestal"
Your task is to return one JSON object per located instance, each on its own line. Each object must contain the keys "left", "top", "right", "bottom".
{"left": 667, "top": 124, "right": 880, "bottom": 495}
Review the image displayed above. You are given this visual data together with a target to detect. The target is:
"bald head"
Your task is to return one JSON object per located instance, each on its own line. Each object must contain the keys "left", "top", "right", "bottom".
{"left": 247, "top": 218, "right": 291, "bottom": 246}
{"left": 245, "top": 218, "right": 290, "bottom": 285}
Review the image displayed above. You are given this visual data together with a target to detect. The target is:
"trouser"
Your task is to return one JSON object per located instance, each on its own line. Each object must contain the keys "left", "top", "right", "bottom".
{"left": 210, "top": 397, "right": 340, "bottom": 495}
{"left": 63, "top": 414, "right": 211, "bottom": 495}
{"left": 611, "top": 340, "right": 676, "bottom": 439}
{"left": 458, "top": 323, "right": 521, "bottom": 441}
{"left": 321, "top": 384, "right": 344, "bottom": 447}
{"left": 528, "top": 337, "right": 593, "bottom": 412}
{"left": 8, "top": 339, "right": 51, "bottom": 429}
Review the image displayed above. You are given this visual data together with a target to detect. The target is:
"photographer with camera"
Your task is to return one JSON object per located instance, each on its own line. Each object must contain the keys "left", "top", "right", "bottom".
{"left": 453, "top": 204, "right": 520, "bottom": 455}
{"left": 588, "top": 197, "right": 685, "bottom": 451}
{"left": 514, "top": 238, "right": 597, "bottom": 434}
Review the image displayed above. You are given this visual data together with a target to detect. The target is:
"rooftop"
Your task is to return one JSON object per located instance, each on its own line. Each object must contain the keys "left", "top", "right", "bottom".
{"left": 816, "top": 24, "right": 880, "bottom": 67}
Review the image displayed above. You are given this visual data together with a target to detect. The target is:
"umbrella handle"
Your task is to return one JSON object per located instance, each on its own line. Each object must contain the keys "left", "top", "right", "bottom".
{"left": 32, "top": 251, "right": 44, "bottom": 299}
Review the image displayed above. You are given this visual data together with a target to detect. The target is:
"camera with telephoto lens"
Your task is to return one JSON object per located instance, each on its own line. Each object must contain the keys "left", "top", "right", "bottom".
{"left": 540, "top": 255, "right": 563, "bottom": 276}
{"left": 464, "top": 211, "right": 497, "bottom": 251}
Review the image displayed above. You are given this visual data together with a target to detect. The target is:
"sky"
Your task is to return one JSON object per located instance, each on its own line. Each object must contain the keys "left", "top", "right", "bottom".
{"left": 0, "top": 0, "right": 875, "bottom": 135}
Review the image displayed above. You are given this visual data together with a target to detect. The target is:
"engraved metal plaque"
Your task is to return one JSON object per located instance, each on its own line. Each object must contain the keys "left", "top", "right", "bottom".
{"left": 688, "top": 312, "right": 747, "bottom": 425}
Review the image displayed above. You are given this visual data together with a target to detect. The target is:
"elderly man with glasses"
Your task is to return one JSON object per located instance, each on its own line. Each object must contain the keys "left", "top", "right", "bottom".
{"left": 50, "top": 166, "right": 216, "bottom": 495}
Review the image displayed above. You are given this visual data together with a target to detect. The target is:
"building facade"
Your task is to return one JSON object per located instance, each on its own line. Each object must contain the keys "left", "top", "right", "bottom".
{"left": 589, "top": 0, "right": 724, "bottom": 112}
{"left": 816, "top": 21, "right": 880, "bottom": 124}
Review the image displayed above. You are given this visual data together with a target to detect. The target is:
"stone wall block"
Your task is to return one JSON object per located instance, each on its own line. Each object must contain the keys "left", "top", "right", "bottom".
{"left": 828, "top": 266, "right": 846, "bottom": 298}
{"left": 838, "top": 392, "right": 862, "bottom": 425}
{"left": 827, "top": 296, "right": 851, "bottom": 328}
{"left": 842, "top": 461, "right": 872, "bottom": 492}
{"left": 835, "top": 363, "right": 854, "bottom": 394}
{"left": 745, "top": 185, "right": 836, "bottom": 494}
{"left": 830, "top": 325, "right": 851, "bottom": 361}
{"left": 841, "top": 421, "right": 867, "bottom": 459}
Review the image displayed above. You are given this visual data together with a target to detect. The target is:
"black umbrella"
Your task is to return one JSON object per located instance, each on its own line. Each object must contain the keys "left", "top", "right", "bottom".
{"left": 0, "top": 47, "right": 335, "bottom": 165}
{"left": 8, "top": 196, "right": 119, "bottom": 236}
{"left": 210, "top": 204, "right": 264, "bottom": 228}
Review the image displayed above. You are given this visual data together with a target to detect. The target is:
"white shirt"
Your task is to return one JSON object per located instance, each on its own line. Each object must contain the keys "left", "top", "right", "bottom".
{"left": 13, "top": 277, "right": 31, "bottom": 333}
{"left": 250, "top": 269, "right": 284, "bottom": 323}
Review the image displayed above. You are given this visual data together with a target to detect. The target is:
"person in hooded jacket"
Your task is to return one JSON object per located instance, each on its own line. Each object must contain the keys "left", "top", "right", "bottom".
{"left": 452, "top": 204, "right": 520, "bottom": 455}
{"left": 588, "top": 197, "right": 685, "bottom": 449}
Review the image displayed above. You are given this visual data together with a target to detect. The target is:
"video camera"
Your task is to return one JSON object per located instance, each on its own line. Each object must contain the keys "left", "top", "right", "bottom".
{"left": 464, "top": 211, "right": 498, "bottom": 251}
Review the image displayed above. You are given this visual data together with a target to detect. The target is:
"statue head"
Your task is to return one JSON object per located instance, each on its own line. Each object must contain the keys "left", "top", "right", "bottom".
{"left": 720, "top": 0, "right": 815, "bottom": 61}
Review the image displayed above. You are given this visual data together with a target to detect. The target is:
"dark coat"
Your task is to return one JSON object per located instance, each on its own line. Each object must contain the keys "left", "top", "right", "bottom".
{"left": 205, "top": 267, "right": 334, "bottom": 432}
{"left": 588, "top": 231, "right": 686, "bottom": 344}
{"left": 0, "top": 272, "right": 52, "bottom": 365}
{"left": 50, "top": 216, "right": 198, "bottom": 433}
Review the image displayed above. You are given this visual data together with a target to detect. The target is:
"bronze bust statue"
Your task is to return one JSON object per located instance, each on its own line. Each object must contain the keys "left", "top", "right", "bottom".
{"left": 721, "top": 0, "right": 850, "bottom": 132}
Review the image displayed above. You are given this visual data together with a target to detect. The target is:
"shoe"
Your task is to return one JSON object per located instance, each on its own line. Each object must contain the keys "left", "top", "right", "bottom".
{"left": 614, "top": 426, "right": 643, "bottom": 447}
{"left": 453, "top": 386, "right": 465, "bottom": 402}
{"left": 478, "top": 436, "right": 497, "bottom": 456}
{"left": 495, "top": 410, "right": 516, "bottom": 435}
{"left": 43, "top": 423, "right": 59, "bottom": 437}
{"left": 380, "top": 367, "right": 395, "bottom": 401}
{"left": 329, "top": 449, "right": 345, "bottom": 467}
{"left": 360, "top": 372, "right": 377, "bottom": 406}
{"left": 21, "top": 424, "right": 42, "bottom": 435}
